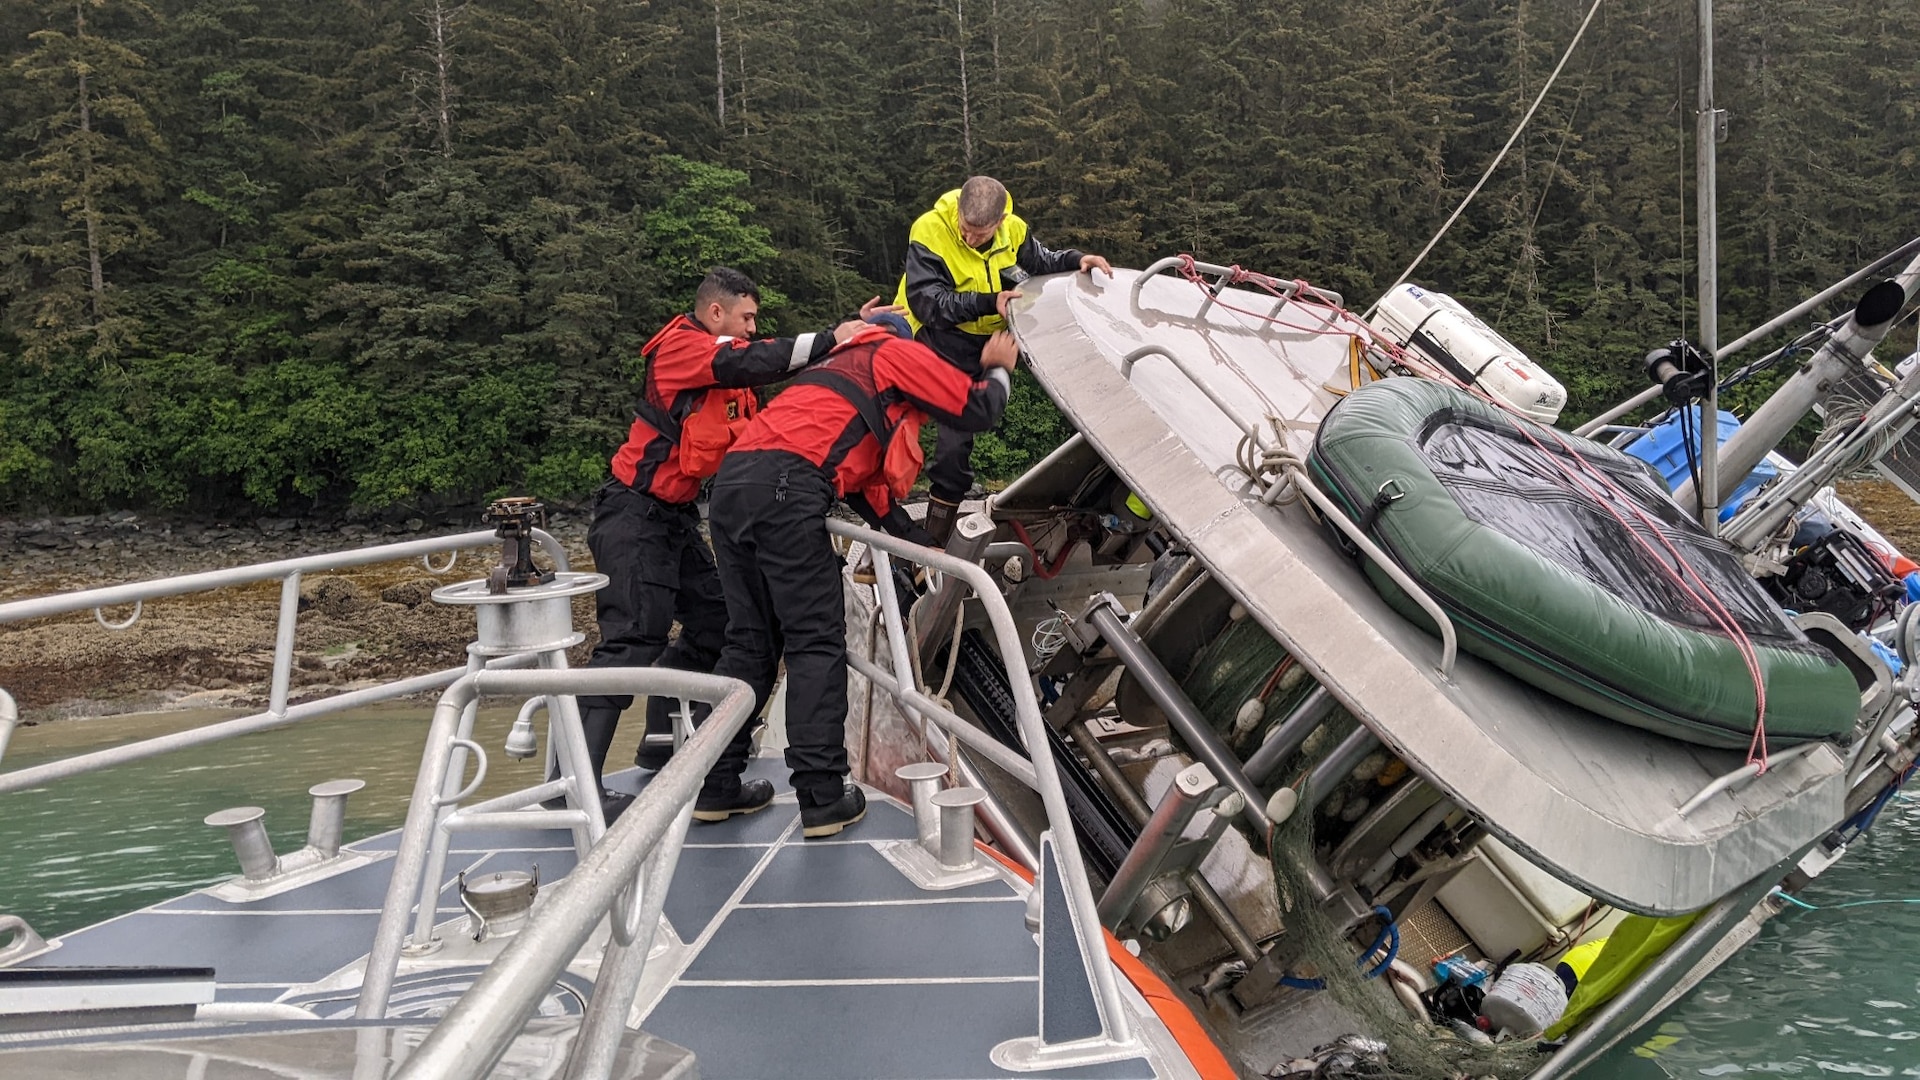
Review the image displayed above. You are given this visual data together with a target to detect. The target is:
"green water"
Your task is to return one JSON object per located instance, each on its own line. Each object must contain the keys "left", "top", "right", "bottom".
{"left": 3, "top": 708, "right": 1916, "bottom": 1076}
{"left": 0, "top": 704, "right": 591, "bottom": 937}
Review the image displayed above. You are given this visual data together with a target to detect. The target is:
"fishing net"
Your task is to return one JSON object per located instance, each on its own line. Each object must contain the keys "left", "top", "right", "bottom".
{"left": 1266, "top": 800, "right": 1544, "bottom": 1079}
{"left": 1183, "top": 616, "right": 1319, "bottom": 756}
{"left": 1184, "top": 618, "right": 1547, "bottom": 1078}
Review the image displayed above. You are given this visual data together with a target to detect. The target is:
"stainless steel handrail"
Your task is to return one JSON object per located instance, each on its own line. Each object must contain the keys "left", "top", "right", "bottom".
{"left": 1131, "top": 255, "right": 1344, "bottom": 319}
{"left": 387, "top": 668, "right": 757, "bottom": 1079}
{"left": 1119, "top": 344, "right": 1270, "bottom": 446}
{"left": 0, "top": 529, "right": 567, "bottom": 769}
{"left": 0, "top": 689, "right": 15, "bottom": 765}
{"left": 0, "top": 655, "right": 538, "bottom": 793}
{"left": 823, "top": 519, "right": 1137, "bottom": 1050}
{"left": 0, "top": 529, "right": 565, "bottom": 624}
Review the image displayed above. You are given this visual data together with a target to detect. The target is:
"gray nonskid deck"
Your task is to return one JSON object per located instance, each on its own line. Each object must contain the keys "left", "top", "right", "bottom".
{"left": 18, "top": 754, "right": 1175, "bottom": 1078}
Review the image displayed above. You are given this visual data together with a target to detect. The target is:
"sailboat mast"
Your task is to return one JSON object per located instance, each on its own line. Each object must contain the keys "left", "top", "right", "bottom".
{"left": 1695, "top": 0, "right": 1724, "bottom": 532}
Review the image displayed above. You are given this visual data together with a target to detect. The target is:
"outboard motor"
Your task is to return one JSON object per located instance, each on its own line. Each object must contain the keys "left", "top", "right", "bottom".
{"left": 1762, "top": 526, "right": 1902, "bottom": 631}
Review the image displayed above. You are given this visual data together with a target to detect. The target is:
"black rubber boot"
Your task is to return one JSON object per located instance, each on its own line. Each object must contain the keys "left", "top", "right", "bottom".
{"left": 923, "top": 497, "right": 961, "bottom": 549}
{"left": 692, "top": 778, "right": 776, "bottom": 823}
{"left": 800, "top": 784, "right": 867, "bottom": 839}
{"left": 544, "top": 703, "right": 621, "bottom": 809}
{"left": 634, "top": 695, "right": 676, "bottom": 771}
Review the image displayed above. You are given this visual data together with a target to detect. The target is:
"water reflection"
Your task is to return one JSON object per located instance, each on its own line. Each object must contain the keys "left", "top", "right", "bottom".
{"left": 1594, "top": 798, "right": 1920, "bottom": 1076}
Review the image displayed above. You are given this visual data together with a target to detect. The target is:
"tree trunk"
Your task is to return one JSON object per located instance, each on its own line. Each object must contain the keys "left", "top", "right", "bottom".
{"left": 955, "top": 0, "right": 971, "bottom": 171}
{"left": 425, "top": 0, "right": 458, "bottom": 154}
{"left": 714, "top": 0, "right": 726, "bottom": 128}
{"left": 990, "top": 0, "right": 1000, "bottom": 87}
{"left": 77, "top": 0, "right": 104, "bottom": 323}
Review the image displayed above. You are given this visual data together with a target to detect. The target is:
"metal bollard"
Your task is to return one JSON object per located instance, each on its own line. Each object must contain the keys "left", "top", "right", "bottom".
{"left": 205, "top": 806, "right": 279, "bottom": 880}
{"left": 306, "top": 778, "right": 366, "bottom": 859}
{"left": 896, "top": 762, "right": 950, "bottom": 856}
{"left": 932, "top": 787, "right": 987, "bottom": 870}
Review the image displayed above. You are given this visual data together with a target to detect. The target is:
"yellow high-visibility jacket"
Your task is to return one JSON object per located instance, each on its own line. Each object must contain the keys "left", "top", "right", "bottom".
{"left": 892, "top": 188, "right": 1083, "bottom": 374}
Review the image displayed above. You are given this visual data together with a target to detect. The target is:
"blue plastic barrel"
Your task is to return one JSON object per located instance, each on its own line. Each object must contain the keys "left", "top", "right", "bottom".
{"left": 1622, "top": 407, "right": 1778, "bottom": 521}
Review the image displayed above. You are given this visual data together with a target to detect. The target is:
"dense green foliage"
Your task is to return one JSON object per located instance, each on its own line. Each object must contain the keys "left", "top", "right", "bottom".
{"left": 3, "top": 0, "right": 1917, "bottom": 515}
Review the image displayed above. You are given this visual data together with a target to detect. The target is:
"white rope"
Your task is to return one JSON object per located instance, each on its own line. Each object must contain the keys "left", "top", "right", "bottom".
{"left": 1366, "top": 0, "right": 1608, "bottom": 318}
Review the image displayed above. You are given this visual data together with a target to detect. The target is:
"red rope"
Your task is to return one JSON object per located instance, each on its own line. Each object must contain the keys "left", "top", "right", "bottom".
{"left": 1168, "top": 255, "right": 1773, "bottom": 769}
{"left": 1010, "top": 519, "right": 1075, "bottom": 580}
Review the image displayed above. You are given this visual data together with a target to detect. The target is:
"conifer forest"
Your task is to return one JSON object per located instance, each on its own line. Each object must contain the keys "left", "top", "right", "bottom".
{"left": 3, "top": 0, "right": 1917, "bottom": 516}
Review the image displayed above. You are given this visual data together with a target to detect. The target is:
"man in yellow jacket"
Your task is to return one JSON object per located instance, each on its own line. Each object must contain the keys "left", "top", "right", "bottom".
{"left": 892, "top": 176, "right": 1111, "bottom": 545}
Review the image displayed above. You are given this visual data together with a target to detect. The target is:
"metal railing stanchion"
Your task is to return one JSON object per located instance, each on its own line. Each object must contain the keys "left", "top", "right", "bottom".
{"left": 268, "top": 572, "right": 303, "bottom": 718}
{"left": 826, "top": 520, "right": 1137, "bottom": 1054}
{"left": 389, "top": 670, "right": 755, "bottom": 1079}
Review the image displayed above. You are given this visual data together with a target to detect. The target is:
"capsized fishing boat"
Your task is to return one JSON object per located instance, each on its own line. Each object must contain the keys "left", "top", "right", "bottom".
{"left": 868, "top": 245, "right": 1919, "bottom": 1077}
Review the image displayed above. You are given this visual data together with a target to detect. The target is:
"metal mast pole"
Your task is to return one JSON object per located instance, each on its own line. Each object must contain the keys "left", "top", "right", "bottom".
{"left": 1695, "top": 0, "right": 1723, "bottom": 533}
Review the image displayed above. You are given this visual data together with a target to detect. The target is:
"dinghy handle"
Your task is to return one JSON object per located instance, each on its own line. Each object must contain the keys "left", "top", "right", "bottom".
{"left": 1286, "top": 466, "right": 1458, "bottom": 679}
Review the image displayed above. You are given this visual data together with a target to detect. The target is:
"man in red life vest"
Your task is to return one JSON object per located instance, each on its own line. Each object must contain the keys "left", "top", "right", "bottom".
{"left": 566, "top": 267, "right": 883, "bottom": 822}
{"left": 690, "top": 319, "right": 1016, "bottom": 834}
{"left": 892, "top": 175, "right": 1112, "bottom": 545}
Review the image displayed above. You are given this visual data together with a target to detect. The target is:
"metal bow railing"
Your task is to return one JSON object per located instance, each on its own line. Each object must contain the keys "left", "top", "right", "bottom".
{"left": 0, "top": 529, "right": 565, "bottom": 783}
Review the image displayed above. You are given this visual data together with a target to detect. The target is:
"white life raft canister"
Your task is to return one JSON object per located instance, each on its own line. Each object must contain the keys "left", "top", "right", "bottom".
{"left": 1369, "top": 284, "right": 1568, "bottom": 425}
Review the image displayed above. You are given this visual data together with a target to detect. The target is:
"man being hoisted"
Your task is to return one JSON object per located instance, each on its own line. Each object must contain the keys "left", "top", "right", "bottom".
{"left": 564, "top": 267, "right": 886, "bottom": 822}
{"left": 690, "top": 320, "right": 1017, "bottom": 833}
{"left": 893, "top": 175, "right": 1112, "bottom": 545}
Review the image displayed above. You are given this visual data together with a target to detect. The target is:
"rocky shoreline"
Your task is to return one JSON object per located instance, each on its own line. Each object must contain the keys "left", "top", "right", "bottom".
{"left": 0, "top": 507, "right": 597, "bottom": 723}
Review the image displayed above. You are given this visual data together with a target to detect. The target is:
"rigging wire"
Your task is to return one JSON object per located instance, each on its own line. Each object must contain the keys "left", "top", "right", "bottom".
{"left": 1367, "top": 0, "right": 1609, "bottom": 318}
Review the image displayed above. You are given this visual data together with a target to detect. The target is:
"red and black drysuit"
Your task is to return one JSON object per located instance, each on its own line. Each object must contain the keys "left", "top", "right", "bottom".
{"left": 699, "top": 331, "right": 1010, "bottom": 805}
{"left": 577, "top": 314, "right": 835, "bottom": 786}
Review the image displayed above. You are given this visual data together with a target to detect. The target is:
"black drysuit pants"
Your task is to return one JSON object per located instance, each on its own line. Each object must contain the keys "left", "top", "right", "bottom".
{"left": 577, "top": 481, "right": 727, "bottom": 781}
{"left": 702, "top": 451, "right": 850, "bottom": 804}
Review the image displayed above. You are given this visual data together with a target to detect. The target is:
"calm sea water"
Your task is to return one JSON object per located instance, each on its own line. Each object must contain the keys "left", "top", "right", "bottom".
{"left": 3, "top": 707, "right": 1915, "bottom": 1076}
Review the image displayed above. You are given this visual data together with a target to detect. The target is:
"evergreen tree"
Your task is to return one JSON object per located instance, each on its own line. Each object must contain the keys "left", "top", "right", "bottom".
{"left": 2, "top": 0, "right": 166, "bottom": 366}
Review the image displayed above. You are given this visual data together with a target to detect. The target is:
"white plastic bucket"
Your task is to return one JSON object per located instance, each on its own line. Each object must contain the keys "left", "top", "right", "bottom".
{"left": 1478, "top": 962, "right": 1569, "bottom": 1037}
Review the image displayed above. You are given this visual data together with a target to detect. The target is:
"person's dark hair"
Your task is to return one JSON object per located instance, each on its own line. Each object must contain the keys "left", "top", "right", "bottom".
{"left": 958, "top": 176, "right": 1008, "bottom": 228}
{"left": 695, "top": 266, "right": 759, "bottom": 312}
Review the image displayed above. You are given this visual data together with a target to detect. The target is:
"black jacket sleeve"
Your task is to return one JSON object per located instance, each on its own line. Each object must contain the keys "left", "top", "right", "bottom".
{"left": 902, "top": 242, "right": 1000, "bottom": 331}
{"left": 707, "top": 332, "right": 836, "bottom": 389}
{"left": 1015, "top": 233, "right": 1085, "bottom": 277}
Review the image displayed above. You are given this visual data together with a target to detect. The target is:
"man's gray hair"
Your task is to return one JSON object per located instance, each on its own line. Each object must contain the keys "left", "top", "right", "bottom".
{"left": 958, "top": 176, "right": 1008, "bottom": 227}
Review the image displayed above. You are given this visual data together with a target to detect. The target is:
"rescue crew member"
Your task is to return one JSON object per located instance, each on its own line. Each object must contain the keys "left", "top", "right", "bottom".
{"left": 892, "top": 175, "right": 1112, "bottom": 545}
{"left": 690, "top": 320, "right": 1017, "bottom": 835}
{"left": 567, "top": 267, "right": 881, "bottom": 822}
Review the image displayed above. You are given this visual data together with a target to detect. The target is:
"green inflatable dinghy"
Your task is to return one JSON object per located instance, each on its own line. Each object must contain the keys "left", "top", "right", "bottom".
{"left": 1307, "top": 378, "right": 1858, "bottom": 749}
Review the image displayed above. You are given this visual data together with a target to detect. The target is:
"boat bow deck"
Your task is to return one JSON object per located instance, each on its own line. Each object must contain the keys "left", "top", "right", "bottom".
{"left": 6, "top": 760, "right": 1190, "bottom": 1078}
